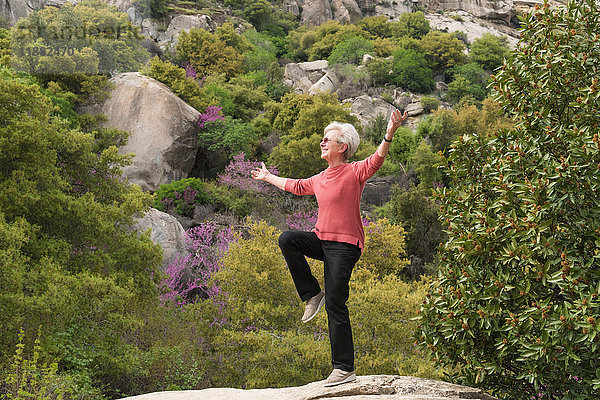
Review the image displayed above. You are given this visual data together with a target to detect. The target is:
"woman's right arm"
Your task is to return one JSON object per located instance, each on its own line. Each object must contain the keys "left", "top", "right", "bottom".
{"left": 251, "top": 162, "right": 288, "bottom": 190}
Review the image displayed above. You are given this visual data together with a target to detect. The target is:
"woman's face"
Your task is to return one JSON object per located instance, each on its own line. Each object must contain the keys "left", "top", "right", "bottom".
{"left": 320, "top": 130, "right": 346, "bottom": 162}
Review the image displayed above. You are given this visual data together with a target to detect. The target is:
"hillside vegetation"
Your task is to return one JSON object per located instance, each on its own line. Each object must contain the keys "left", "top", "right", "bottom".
{"left": 3, "top": 1, "right": 599, "bottom": 399}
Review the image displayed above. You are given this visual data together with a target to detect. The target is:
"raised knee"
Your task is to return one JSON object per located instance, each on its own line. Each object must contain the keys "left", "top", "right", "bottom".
{"left": 278, "top": 231, "right": 293, "bottom": 249}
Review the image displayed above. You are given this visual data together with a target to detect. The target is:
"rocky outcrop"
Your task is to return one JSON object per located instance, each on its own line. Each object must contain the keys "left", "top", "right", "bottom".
{"left": 301, "top": 0, "right": 333, "bottom": 25}
{"left": 84, "top": 72, "right": 199, "bottom": 192}
{"left": 331, "top": 0, "right": 362, "bottom": 24}
{"left": 345, "top": 94, "right": 397, "bottom": 127}
{"left": 134, "top": 208, "right": 189, "bottom": 267}
{"left": 373, "top": 0, "right": 415, "bottom": 21}
{"left": 419, "top": 0, "right": 514, "bottom": 24}
{"left": 426, "top": 9, "right": 519, "bottom": 47}
{"left": 284, "top": 60, "right": 330, "bottom": 94}
{"left": 1, "top": 0, "right": 71, "bottom": 25}
{"left": 309, "top": 69, "right": 342, "bottom": 95}
{"left": 119, "top": 375, "right": 498, "bottom": 400}
{"left": 156, "top": 14, "right": 212, "bottom": 48}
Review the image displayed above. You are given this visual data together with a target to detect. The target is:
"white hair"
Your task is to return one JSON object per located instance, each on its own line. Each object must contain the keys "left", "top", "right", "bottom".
{"left": 324, "top": 121, "right": 360, "bottom": 161}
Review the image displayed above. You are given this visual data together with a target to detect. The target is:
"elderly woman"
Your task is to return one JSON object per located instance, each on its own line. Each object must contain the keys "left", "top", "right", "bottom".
{"left": 251, "top": 109, "right": 407, "bottom": 386}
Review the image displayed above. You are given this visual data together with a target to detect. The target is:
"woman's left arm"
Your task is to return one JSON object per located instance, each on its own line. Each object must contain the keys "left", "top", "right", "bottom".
{"left": 377, "top": 109, "right": 408, "bottom": 158}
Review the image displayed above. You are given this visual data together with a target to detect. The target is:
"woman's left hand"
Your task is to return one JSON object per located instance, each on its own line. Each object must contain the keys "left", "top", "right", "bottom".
{"left": 386, "top": 109, "right": 408, "bottom": 137}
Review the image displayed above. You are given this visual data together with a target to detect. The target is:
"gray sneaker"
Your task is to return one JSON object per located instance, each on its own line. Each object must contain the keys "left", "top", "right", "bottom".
{"left": 324, "top": 369, "right": 356, "bottom": 387}
{"left": 301, "top": 290, "right": 325, "bottom": 323}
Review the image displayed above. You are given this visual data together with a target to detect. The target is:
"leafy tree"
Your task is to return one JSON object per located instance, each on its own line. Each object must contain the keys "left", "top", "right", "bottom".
{"left": 357, "top": 15, "right": 395, "bottom": 38}
{"left": 366, "top": 56, "right": 393, "bottom": 86}
{"left": 270, "top": 92, "right": 359, "bottom": 143}
{"left": 395, "top": 35, "right": 422, "bottom": 52}
{"left": 446, "top": 62, "right": 490, "bottom": 105}
{"left": 328, "top": 35, "right": 375, "bottom": 65}
{"left": 470, "top": 33, "right": 512, "bottom": 71}
{"left": 395, "top": 11, "right": 430, "bottom": 39}
{"left": 411, "top": 139, "right": 442, "bottom": 190}
{"left": 420, "top": 30, "right": 467, "bottom": 72}
{"left": 285, "top": 26, "right": 316, "bottom": 61}
{"left": 244, "top": 0, "right": 273, "bottom": 31}
{"left": 0, "top": 69, "right": 162, "bottom": 397}
{"left": 416, "top": 109, "right": 458, "bottom": 156}
{"left": 306, "top": 20, "right": 367, "bottom": 61}
{"left": 0, "top": 28, "right": 10, "bottom": 66}
{"left": 140, "top": 56, "right": 209, "bottom": 111}
{"left": 223, "top": 75, "right": 271, "bottom": 121}
{"left": 417, "top": 1, "right": 600, "bottom": 398}
{"left": 387, "top": 126, "right": 419, "bottom": 166}
{"left": 243, "top": 63, "right": 289, "bottom": 102}
{"left": 199, "top": 116, "right": 258, "bottom": 159}
{"left": 243, "top": 28, "right": 278, "bottom": 73}
{"left": 216, "top": 22, "right": 253, "bottom": 54}
{"left": 177, "top": 28, "right": 243, "bottom": 79}
{"left": 391, "top": 48, "right": 435, "bottom": 93}
{"left": 11, "top": 0, "right": 148, "bottom": 75}
{"left": 385, "top": 184, "right": 445, "bottom": 267}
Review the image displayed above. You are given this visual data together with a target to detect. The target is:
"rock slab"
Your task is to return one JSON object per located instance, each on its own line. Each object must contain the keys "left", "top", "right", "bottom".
{"left": 119, "top": 375, "right": 498, "bottom": 400}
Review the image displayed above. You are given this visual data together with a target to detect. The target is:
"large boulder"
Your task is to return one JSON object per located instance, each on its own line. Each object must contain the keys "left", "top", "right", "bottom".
{"left": 309, "top": 70, "right": 342, "bottom": 95}
{"left": 86, "top": 72, "right": 199, "bottom": 192}
{"left": 332, "top": 0, "right": 362, "bottom": 24}
{"left": 346, "top": 94, "right": 396, "bottom": 128}
{"left": 301, "top": 0, "right": 332, "bottom": 26}
{"left": 156, "top": 14, "right": 213, "bottom": 48}
{"left": 119, "top": 375, "right": 498, "bottom": 400}
{"left": 284, "top": 60, "right": 329, "bottom": 94}
{"left": 134, "top": 208, "right": 189, "bottom": 267}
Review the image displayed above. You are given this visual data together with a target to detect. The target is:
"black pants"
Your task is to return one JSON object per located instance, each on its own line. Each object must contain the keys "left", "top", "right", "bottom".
{"left": 278, "top": 230, "right": 361, "bottom": 372}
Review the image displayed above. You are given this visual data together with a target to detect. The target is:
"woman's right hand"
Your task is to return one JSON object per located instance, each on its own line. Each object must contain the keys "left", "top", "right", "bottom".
{"left": 251, "top": 162, "right": 270, "bottom": 181}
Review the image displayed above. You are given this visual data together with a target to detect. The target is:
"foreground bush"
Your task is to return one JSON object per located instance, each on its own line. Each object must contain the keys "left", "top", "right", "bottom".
{"left": 417, "top": 1, "right": 600, "bottom": 398}
{"left": 190, "top": 219, "right": 440, "bottom": 387}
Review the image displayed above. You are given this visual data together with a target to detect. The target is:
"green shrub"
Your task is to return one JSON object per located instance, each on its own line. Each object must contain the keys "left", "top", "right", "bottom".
{"left": 469, "top": 33, "right": 511, "bottom": 71}
{"left": 395, "top": 11, "right": 430, "bottom": 39}
{"left": 420, "top": 96, "right": 441, "bottom": 113}
{"left": 3, "top": 329, "right": 71, "bottom": 400}
{"left": 11, "top": 0, "right": 148, "bottom": 75}
{"left": 446, "top": 62, "right": 490, "bottom": 105}
{"left": 242, "top": 31, "right": 278, "bottom": 73}
{"left": 176, "top": 28, "right": 244, "bottom": 79}
{"left": 366, "top": 57, "right": 393, "bottom": 86}
{"left": 153, "top": 178, "right": 208, "bottom": 217}
{"left": 140, "top": 56, "right": 208, "bottom": 111}
{"left": 417, "top": 1, "right": 600, "bottom": 398}
{"left": 305, "top": 21, "right": 367, "bottom": 61}
{"left": 420, "top": 30, "right": 468, "bottom": 72}
{"left": 387, "top": 126, "right": 419, "bottom": 166}
{"left": 415, "top": 109, "right": 459, "bottom": 155}
{"left": 384, "top": 184, "right": 445, "bottom": 267}
{"left": 200, "top": 219, "right": 440, "bottom": 387}
{"left": 328, "top": 35, "right": 375, "bottom": 66}
{"left": 391, "top": 49, "right": 435, "bottom": 93}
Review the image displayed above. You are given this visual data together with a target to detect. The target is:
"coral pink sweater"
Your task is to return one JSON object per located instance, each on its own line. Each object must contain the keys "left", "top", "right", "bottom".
{"left": 284, "top": 152, "right": 385, "bottom": 251}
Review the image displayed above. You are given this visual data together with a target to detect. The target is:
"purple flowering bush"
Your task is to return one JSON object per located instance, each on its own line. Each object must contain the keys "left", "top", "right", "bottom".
{"left": 160, "top": 221, "right": 235, "bottom": 306}
{"left": 218, "top": 152, "right": 278, "bottom": 195}
{"left": 197, "top": 106, "right": 225, "bottom": 129}
{"left": 286, "top": 209, "right": 318, "bottom": 231}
